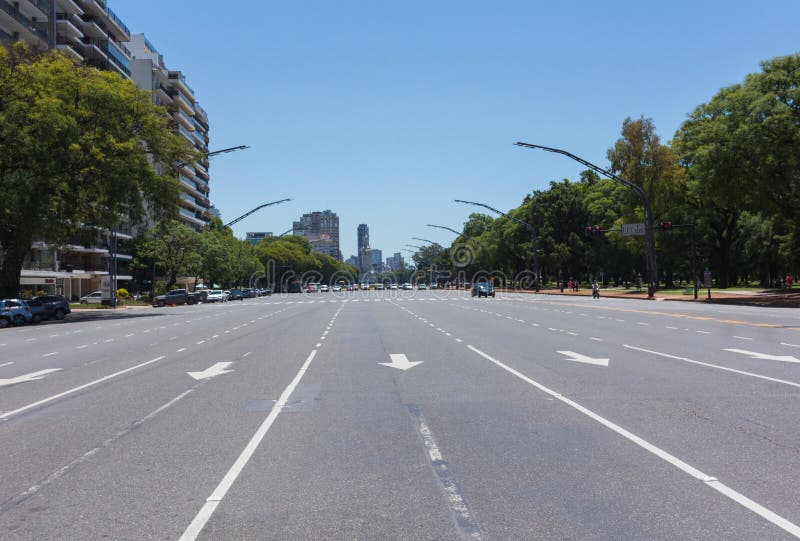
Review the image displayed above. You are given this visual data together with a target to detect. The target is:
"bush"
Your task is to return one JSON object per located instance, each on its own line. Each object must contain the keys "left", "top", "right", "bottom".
{"left": 116, "top": 288, "right": 130, "bottom": 299}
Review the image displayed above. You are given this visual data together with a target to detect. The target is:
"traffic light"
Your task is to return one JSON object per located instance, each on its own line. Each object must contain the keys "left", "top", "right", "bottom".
{"left": 659, "top": 221, "right": 673, "bottom": 231}
{"left": 585, "top": 226, "right": 602, "bottom": 237}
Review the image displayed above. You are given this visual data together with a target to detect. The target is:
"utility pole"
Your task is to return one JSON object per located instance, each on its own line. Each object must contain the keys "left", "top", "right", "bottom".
{"left": 515, "top": 142, "right": 658, "bottom": 298}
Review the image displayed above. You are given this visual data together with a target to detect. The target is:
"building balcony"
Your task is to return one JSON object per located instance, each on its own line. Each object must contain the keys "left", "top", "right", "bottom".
{"left": 0, "top": 0, "right": 49, "bottom": 46}
{"left": 174, "top": 108, "right": 195, "bottom": 130}
{"left": 105, "top": 39, "right": 130, "bottom": 77}
{"left": 55, "top": 12, "right": 82, "bottom": 39}
{"left": 178, "top": 207, "right": 207, "bottom": 228}
{"left": 78, "top": 15, "right": 106, "bottom": 38}
{"left": 79, "top": 37, "right": 107, "bottom": 61}
{"left": 56, "top": 39, "right": 84, "bottom": 62}
{"left": 75, "top": 0, "right": 106, "bottom": 19}
{"left": 177, "top": 124, "right": 194, "bottom": 143}
{"left": 58, "top": 0, "right": 84, "bottom": 15}
{"left": 168, "top": 71, "right": 194, "bottom": 98}
{"left": 103, "top": 5, "right": 129, "bottom": 42}
{"left": 17, "top": 0, "right": 48, "bottom": 21}
{"left": 172, "top": 90, "right": 193, "bottom": 114}
{"left": 154, "top": 83, "right": 173, "bottom": 105}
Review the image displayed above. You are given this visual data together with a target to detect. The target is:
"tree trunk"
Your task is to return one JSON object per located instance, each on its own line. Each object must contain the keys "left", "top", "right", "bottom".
{"left": 0, "top": 230, "right": 32, "bottom": 298}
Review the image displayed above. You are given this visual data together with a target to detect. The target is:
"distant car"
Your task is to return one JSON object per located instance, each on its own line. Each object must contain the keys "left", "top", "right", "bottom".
{"left": 347, "top": 284, "right": 357, "bottom": 291}
{"left": 471, "top": 281, "right": 495, "bottom": 298}
{"left": 0, "top": 299, "right": 33, "bottom": 327}
{"left": 206, "top": 290, "right": 226, "bottom": 303}
{"left": 79, "top": 291, "right": 103, "bottom": 304}
{"left": 261, "top": 287, "right": 273, "bottom": 296}
{"left": 375, "top": 283, "right": 384, "bottom": 290}
{"left": 241, "top": 288, "right": 256, "bottom": 299}
{"left": 33, "top": 295, "right": 70, "bottom": 320}
{"left": 332, "top": 285, "right": 342, "bottom": 292}
{"left": 320, "top": 284, "right": 329, "bottom": 292}
{"left": 229, "top": 289, "right": 244, "bottom": 301}
{"left": 429, "top": 283, "right": 438, "bottom": 290}
{"left": 389, "top": 283, "right": 399, "bottom": 290}
{"left": 401, "top": 283, "right": 413, "bottom": 290}
{"left": 417, "top": 283, "right": 427, "bottom": 290}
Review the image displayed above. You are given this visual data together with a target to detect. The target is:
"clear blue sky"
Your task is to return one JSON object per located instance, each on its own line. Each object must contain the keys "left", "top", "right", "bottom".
{"left": 115, "top": 1, "right": 800, "bottom": 260}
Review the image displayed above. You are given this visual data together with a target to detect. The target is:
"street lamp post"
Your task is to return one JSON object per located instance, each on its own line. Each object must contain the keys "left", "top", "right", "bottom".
{"left": 515, "top": 142, "right": 658, "bottom": 298}
{"left": 426, "top": 224, "right": 461, "bottom": 235}
{"left": 454, "top": 199, "right": 539, "bottom": 290}
{"left": 224, "top": 199, "right": 292, "bottom": 228}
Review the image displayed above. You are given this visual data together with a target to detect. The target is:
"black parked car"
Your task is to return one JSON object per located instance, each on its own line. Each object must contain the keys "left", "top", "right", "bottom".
{"left": 228, "top": 289, "right": 244, "bottom": 301}
{"left": 32, "top": 295, "right": 71, "bottom": 321}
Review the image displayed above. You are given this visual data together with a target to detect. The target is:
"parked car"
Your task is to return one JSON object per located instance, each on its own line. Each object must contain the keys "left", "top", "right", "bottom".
{"left": 418, "top": 283, "right": 427, "bottom": 290}
{"left": 152, "top": 289, "right": 197, "bottom": 307}
{"left": 241, "top": 288, "right": 256, "bottom": 299}
{"left": 23, "top": 300, "right": 48, "bottom": 324}
{"left": 375, "top": 283, "right": 384, "bottom": 290}
{"left": 401, "top": 283, "right": 413, "bottom": 290}
{"left": 228, "top": 289, "right": 244, "bottom": 300}
{"left": 33, "top": 295, "right": 71, "bottom": 320}
{"left": 79, "top": 291, "right": 103, "bottom": 304}
{"left": 0, "top": 299, "right": 33, "bottom": 327}
{"left": 206, "top": 290, "right": 226, "bottom": 303}
{"left": 320, "top": 284, "right": 329, "bottom": 292}
{"left": 389, "top": 283, "right": 399, "bottom": 290}
{"left": 332, "top": 285, "right": 342, "bottom": 292}
{"left": 471, "top": 281, "right": 495, "bottom": 298}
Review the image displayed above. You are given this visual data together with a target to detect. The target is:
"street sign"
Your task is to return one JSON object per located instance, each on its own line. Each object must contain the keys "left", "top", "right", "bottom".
{"left": 703, "top": 269, "right": 712, "bottom": 288}
{"left": 621, "top": 223, "right": 646, "bottom": 236}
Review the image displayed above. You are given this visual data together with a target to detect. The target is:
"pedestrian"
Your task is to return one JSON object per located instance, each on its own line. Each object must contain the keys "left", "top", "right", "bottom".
{"left": 786, "top": 274, "right": 793, "bottom": 290}
{"left": 592, "top": 280, "right": 600, "bottom": 299}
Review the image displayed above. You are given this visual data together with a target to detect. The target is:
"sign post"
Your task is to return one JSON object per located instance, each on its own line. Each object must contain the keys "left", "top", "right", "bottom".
{"left": 703, "top": 268, "right": 712, "bottom": 301}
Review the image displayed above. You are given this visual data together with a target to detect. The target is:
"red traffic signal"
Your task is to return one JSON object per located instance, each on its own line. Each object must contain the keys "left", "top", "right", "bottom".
{"left": 659, "top": 221, "right": 673, "bottom": 231}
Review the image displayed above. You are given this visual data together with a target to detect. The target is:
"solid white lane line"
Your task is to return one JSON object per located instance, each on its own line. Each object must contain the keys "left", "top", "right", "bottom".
{"left": 179, "top": 349, "right": 319, "bottom": 541}
{"left": 733, "top": 336, "right": 752, "bottom": 340}
{"left": 782, "top": 342, "right": 800, "bottom": 348}
{"left": 455, "top": 338, "right": 463, "bottom": 343}
{"left": 242, "top": 352, "right": 252, "bottom": 358}
{"left": 590, "top": 337, "right": 603, "bottom": 342}
{"left": 696, "top": 330, "right": 711, "bottom": 334}
{"left": 177, "top": 348, "right": 186, "bottom": 353}
{"left": 0, "top": 361, "right": 13, "bottom": 368}
{"left": 76, "top": 345, "right": 88, "bottom": 349}
{"left": 0, "top": 356, "right": 166, "bottom": 420}
{"left": 466, "top": 345, "right": 800, "bottom": 539}
{"left": 637, "top": 322, "right": 649, "bottom": 326}
{"left": 666, "top": 326, "right": 678, "bottom": 330}
{"left": 42, "top": 352, "right": 58, "bottom": 357}
{"left": 624, "top": 345, "right": 800, "bottom": 388}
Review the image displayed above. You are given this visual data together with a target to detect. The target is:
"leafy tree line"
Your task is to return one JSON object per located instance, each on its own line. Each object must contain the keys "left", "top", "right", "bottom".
{"left": 131, "top": 220, "right": 359, "bottom": 293}
{"left": 0, "top": 43, "right": 192, "bottom": 298}
{"left": 446, "top": 54, "right": 800, "bottom": 289}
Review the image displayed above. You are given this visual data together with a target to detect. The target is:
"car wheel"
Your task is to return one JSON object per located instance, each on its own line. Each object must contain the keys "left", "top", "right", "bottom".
{"left": 12, "top": 314, "right": 26, "bottom": 326}
{"left": 0, "top": 317, "right": 9, "bottom": 328}
{"left": 32, "top": 314, "right": 42, "bottom": 324}
{"left": 187, "top": 298, "right": 195, "bottom": 305}
{"left": 54, "top": 309, "right": 66, "bottom": 320}
{"left": 157, "top": 300, "right": 165, "bottom": 307}
{"left": 80, "top": 300, "right": 87, "bottom": 304}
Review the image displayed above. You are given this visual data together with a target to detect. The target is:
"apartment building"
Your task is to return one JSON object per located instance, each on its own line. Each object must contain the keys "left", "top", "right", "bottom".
{"left": 293, "top": 210, "right": 341, "bottom": 260}
{"left": 129, "top": 33, "right": 212, "bottom": 232}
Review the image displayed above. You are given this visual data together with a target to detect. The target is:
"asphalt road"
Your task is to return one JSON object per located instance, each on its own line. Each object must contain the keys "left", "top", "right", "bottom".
{"left": 1, "top": 290, "right": 799, "bottom": 540}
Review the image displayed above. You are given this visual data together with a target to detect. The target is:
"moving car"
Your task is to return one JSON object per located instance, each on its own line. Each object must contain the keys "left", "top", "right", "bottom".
{"left": 401, "top": 283, "right": 413, "bottom": 290}
{"left": 332, "top": 285, "right": 342, "bottom": 292}
{"left": 471, "top": 281, "right": 495, "bottom": 298}
{"left": 152, "top": 289, "right": 197, "bottom": 307}
{"left": 417, "top": 283, "right": 427, "bottom": 290}
{"left": 320, "top": 284, "right": 329, "bottom": 292}
{"left": 0, "top": 299, "right": 33, "bottom": 327}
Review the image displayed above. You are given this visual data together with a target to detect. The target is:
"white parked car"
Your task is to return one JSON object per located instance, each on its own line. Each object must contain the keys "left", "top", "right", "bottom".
{"left": 320, "top": 284, "right": 329, "bottom": 292}
{"left": 332, "top": 285, "right": 342, "bottom": 292}
{"left": 401, "top": 283, "right": 413, "bottom": 290}
{"left": 417, "top": 283, "right": 427, "bottom": 290}
{"left": 79, "top": 291, "right": 103, "bottom": 304}
{"left": 206, "top": 289, "right": 226, "bottom": 303}
{"left": 389, "top": 283, "right": 399, "bottom": 290}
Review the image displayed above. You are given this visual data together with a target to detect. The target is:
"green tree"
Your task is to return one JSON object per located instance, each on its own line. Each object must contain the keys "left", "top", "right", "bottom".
{"left": 0, "top": 44, "right": 193, "bottom": 297}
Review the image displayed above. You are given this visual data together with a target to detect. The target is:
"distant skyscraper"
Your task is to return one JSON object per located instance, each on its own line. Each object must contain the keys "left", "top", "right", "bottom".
{"left": 371, "top": 249, "right": 383, "bottom": 271}
{"left": 345, "top": 255, "right": 358, "bottom": 267}
{"left": 293, "top": 210, "right": 340, "bottom": 260}
{"left": 386, "top": 252, "right": 404, "bottom": 271}
{"left": 357, "top": 224, "right": 369, "bottom": 252}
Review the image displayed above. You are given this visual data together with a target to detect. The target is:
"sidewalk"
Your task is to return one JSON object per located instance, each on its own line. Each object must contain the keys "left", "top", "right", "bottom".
{"left": 505, "top": 287, "right": 800, "bottom": 308}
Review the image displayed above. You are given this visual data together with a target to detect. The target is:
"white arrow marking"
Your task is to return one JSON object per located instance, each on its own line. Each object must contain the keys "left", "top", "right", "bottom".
{"left": 187, "top": 362, "right": 234, "bottom": 380}
{"left": 724, "top": 349, "right": 800, "bottom": 363}
{"left": 0, "top": 368, "right": 61, "bottom": 387}
{"left": 379, "top": 353, "right": 423, "bottom": 371}
{"left": 558, "top": 350, "right": 609, "bottom": 367}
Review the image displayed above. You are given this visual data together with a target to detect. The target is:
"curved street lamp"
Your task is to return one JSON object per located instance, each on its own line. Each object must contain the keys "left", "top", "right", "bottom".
{"left": 426, "top": 224, "right": 460, "bottom": 235}
{"left": 515, "top": 141, "right": 658, "bottom": 298}
{"left": 224, "top": 199, "right": 292, "bottom": 228}
{"left": 454, "top": 199, "right": 539, "bottom": 289}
